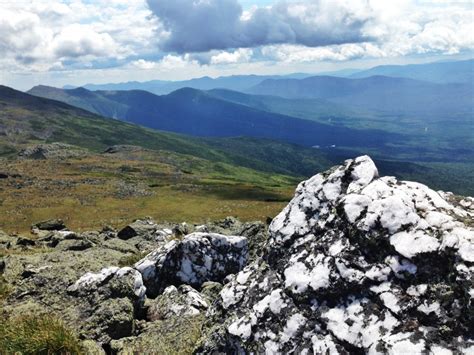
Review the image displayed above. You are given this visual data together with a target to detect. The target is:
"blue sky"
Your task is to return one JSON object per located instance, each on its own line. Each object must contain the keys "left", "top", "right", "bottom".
{"left": 241, "top": 0, "right": 276, "bottom": 8}
{"left": 0, "top": 0, "right": 472, "bottom": 90}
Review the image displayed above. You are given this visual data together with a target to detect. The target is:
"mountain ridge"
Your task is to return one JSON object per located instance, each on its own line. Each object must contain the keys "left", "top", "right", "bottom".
{"left": 350, "top": 58, "right": 474, "bottom": 83}
{"left": 28, "top": 85, "right": 401, "bottom": 149}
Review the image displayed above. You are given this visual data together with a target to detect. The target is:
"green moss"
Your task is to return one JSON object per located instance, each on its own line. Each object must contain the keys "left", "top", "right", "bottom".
{"left": 112, "top": 315, "right": 204, "bottom": 355}
{"left": 0, "top": 314, "right": 83, "bottom": 354}
{"left": 118, "top": 252, "right": 145, "bottom": 267}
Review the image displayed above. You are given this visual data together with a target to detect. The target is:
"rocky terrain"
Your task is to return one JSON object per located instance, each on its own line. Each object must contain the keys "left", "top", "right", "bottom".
{"left": 1, "top": 156, "right": 473, "bottom": 354}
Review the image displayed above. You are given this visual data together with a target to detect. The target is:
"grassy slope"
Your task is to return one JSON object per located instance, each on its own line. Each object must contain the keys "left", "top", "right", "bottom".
{"left": 1, "top": 85, "right": 336, "bottom": 177}
{"left": 0, "top": 86, "right": 305, "bottom": 233}
{"left": 0, "top": 150, "right": 296, "bottom": 234}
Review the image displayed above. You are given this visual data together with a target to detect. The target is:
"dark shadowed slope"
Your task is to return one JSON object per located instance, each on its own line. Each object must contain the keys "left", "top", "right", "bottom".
{"left": 28, "top": 85, "right": 402, "bottom": 149}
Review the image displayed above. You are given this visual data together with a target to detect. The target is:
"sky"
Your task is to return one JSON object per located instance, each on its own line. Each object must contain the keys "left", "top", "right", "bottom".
{"left": 0, "top": 0, "right": 473, "bottom": 90}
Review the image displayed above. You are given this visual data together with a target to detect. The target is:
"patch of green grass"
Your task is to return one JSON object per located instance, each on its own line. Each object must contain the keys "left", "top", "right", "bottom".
{"left": 0, "top": 276, "right": 10, "bottom": 301}
{"left": 118, "top": 252, "right": 146, "bottom": 267}
{"left": 0, "top": 314, "right": 83, "bottom": 354}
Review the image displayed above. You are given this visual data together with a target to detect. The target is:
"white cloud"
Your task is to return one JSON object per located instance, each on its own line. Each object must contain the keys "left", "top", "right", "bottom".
{"left": 210, "top": 49, "right": 254, "bottom": 64}
{"left": 0, "top": 0, "right": 158, "bottom": 72}
{"left": 131, "top": 59, "right": 158, "bottom": 70}
{"left": 0, "top": 0, "right": 472, "bottom": 85}
{"left": 51, "top": 25, "right": 120, "bottom": 59}
{"left": 129, "top": 54, "right": 199, "bottom": 70}
{"left": 146, "top": 0, "right": 375, "bottom": 53}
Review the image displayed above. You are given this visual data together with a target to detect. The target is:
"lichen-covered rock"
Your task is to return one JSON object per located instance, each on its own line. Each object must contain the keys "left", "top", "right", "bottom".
{"left": 80, "top": 340, "right": 106, "bottom": 355}
{"left": 147, "top": 284, "right": 209, "bottom": 321}
{"left": 68, "top": 267, "right": 146, "bottom": 343}
{"left": 135, "top": 233, "right": 248, "bottom": 297}
{"left": 199, "top": 156, "right": 474, "bottom": 354}
{"left": 205, "top": 217, "right": 268, "bottom": 261}
{"left": 117, "top": 217, "right": 171, "bottom": 241}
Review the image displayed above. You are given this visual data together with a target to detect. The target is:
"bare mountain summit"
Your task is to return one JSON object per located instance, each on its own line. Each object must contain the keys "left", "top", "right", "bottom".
{"left": 1, "top": 156, "right": 472, "bottom": 354}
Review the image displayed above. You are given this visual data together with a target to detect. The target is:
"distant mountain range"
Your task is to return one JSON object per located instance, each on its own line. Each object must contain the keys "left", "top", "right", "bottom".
{"left": 28, "top": 85, "right": 397, "bottom": 149}
{"left": 62, "top": 58, "right": 473, "bottom": 95}
{"left": 350, "top": 59, "right": 474, "bottom": 84}
{"left": 66, "top": 73, "right": 313, "bottom": 95}
{"left": 247, "top": 75, "right": 473, "bottom": 114}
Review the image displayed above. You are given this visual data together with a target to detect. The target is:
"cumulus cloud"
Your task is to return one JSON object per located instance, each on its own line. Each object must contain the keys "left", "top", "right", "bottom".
{"left": 130, "top": 54, "right": 199, "bottom": 70}
{"left": 146, "top": 0, "right": 473, "bottom": 62}
{"left": 0, "top": 0, "right": 473, "bottom": 81}
{"left": 210, "top": 49, "right": 254, "bottom": 64}
{"left": 146, "top": 0, "right": 374, "bottom": 53}
{"left": 0, "top": 0, "right": 157, "bottom": 72}
{"left": 51, "top": 25, "right": 119, "bottom": 59}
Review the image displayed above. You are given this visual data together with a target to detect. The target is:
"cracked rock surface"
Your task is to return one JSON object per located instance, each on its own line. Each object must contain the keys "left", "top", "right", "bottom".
{"left": 135, "top": 232, "right": 248, "bottom": 298}
{"left": 198, "top": 156, "right": 474, "bottom": 354}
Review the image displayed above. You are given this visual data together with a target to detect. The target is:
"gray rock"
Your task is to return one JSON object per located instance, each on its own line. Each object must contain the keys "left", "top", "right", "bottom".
{"left": 21, "top": 265, "right": 52, "bottom": 279}
{"left": 109, "top": 314, "right": 204, "bottom": 355}
{"left": 80, "top": 340, "right": 106, "bottom": 355}
{"left": 135, "top": 233, "right": 248, "bottom": 298}
{"left": 32, "top": 219, "right": 66, "bottom": 231}
{"left": 68, "top": 266, "right": 146, "bottom": 343}
{"left": 37, "top": 231, "right": 67, "bottom": 247}
{"left": 56, "top": 239, "right": 94, "bottom": 251}
{"left": 206, "top": 217, "right": 268, "bottom": 262}
{"left": 86, "top": 298, "right": 135, "bottom": 342}
{"left": 101, "top": 238, "right": 139, "bottom": 254}
{"left": 147, "top": 284, "right": 208, "bottom": 321}
{"left": 198, "top": 156, "right": 474, "bottom": 354}
{"left": 15, "top": 237, "right": 36, "bottom": 247}
{"left": 117, "top": 218, "right": 166, "bottom": 240}
{"left": 172, "top": 222, "right": 193, "bottom": 237}
{"left": 201, "top": 281, "right": 223, "bottom": 302}
{"left": 1, "top": 244, "right": 145, "bottom": 347}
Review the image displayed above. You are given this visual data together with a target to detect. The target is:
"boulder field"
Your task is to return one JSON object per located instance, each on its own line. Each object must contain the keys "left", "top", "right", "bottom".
{"left": 1, "top": 156, "right": 472, "bottom": 354}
